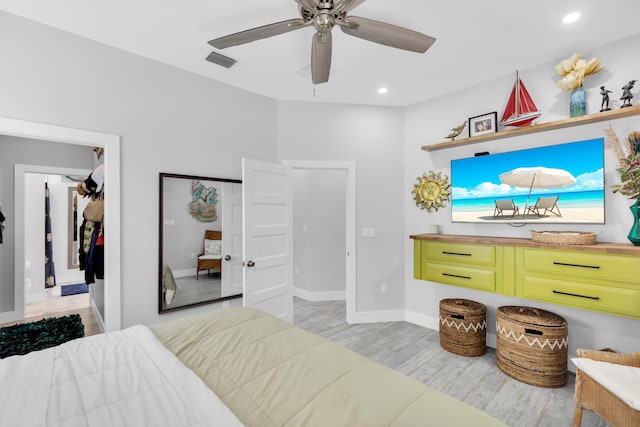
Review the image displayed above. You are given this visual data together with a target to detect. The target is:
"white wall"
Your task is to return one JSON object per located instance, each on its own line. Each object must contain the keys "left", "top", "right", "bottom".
{"left": 292, "top": 169, "right": 346, "bottom": 296}
{"left": 0, "top": 12, "right": 278, "bottom": 327}
{"left": 278, "top": 101, "right": 405, "bottom": 312}
{"left": 404, "top": 33, "right": 640, "bottom": 357}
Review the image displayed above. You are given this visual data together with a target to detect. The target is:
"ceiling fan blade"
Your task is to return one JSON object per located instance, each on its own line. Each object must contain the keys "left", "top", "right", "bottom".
{"left": 294, "top": 0, "right": 319, "bottom": 10}
{"left": 335, "top": 0, "right": 368, "bottom": 14}
{"left": 209, "top": 19, "right": 308, "bottom": 49}
{"left": 340, "top": 16, "right": 436, "bottom": 53}
{"left": 311, "top": 31, "right": 332, "bottom": 84}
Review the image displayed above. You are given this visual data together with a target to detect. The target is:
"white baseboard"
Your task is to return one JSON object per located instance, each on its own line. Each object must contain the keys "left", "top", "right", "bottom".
{"left": 90, "top": 297, "right": 105, "bottom": 333}
{"left": 293, "top": 287, "right": 346, "bottom": 302}
{"left": 173, "top": 268, "right": 195, "bottom": 278}
{"left": 404, "top": 310, "right": 439, "bottom": 331}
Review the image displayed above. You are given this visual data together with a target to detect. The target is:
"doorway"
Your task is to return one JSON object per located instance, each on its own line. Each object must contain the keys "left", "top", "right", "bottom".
{"left": 284, "top": 161, "right": 357, "bottom": 323}
{"left": 22, "top": 171, "right": 91, "bottom": 318}
{"left": 0, "top": 116, "right": 121, "bottom": 332}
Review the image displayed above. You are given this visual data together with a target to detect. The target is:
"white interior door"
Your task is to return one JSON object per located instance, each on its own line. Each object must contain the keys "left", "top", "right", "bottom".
{"left": 221, "top": 181, "right": 243, "bottom": 297}
{"left": 242, "top": 158, "right": 293, "bottom": 322}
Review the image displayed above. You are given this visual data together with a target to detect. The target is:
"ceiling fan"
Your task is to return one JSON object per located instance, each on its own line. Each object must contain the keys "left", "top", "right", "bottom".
{"left": 208, "top": 0, "right": 436, "bottom": 84}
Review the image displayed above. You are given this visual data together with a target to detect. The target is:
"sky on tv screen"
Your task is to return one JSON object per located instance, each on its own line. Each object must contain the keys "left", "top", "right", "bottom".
{"left": 450, "top": 138, "right": 605, "bottom": 223}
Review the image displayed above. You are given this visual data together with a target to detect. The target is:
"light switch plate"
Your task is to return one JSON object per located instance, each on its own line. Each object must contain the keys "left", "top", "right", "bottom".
{"left": 362, "top": 227, "right": 376, "bottom": 238}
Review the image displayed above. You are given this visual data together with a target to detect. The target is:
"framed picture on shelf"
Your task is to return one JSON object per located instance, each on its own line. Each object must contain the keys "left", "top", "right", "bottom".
{"left": 468, "top": 112, "right": 498, "bottom": 137}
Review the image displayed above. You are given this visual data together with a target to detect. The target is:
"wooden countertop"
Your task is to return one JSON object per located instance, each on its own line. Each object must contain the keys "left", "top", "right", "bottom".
{"left": 410, "top": 233, "right": 640, "bottom": 255}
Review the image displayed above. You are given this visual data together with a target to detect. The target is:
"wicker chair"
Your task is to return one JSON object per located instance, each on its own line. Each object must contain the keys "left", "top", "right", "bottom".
{"left": 573, "top": 348, "right": 640, "bottom": 427}
{"left": 196, "top": 230, "right": 222, "bottom": 280}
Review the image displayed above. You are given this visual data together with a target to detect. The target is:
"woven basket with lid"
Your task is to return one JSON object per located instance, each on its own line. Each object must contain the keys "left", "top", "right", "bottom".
{"left": 496, "top": 306, "right": 568, "bottom": 388}
{"left": 439, "top": 299, "right": 487, "bottom": 357}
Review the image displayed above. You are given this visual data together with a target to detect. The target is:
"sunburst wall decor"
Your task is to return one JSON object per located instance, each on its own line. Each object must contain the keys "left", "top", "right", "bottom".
{"left": 412, "top": 171, "right": 451, "bottom": 212}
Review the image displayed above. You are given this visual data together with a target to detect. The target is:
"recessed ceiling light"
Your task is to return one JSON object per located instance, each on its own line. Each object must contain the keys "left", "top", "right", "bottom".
{"left": 378, "top": 87, "right": 388, "bottom": 95}
{"left": 563, "top": 12, "right": 581, "bottom": 24}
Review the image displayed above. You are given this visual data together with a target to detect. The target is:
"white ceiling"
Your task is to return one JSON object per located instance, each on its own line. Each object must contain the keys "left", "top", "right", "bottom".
{"left": 2, "top": 0, "right": 640, "bottom": 107}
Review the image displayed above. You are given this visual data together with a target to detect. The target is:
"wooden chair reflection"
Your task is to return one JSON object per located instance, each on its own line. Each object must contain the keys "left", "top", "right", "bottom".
{"left": 525, "top": 195, "right": 561, "bottom": 217}
{"left": 196, "top": 230, "right": 222, "bottom": 280}
{"left": 494, "top": 199, "right": 519, "bottom": 217}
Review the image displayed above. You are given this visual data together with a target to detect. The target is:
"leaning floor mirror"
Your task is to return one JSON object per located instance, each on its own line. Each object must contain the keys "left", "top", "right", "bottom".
{"left": 159, "top": 173, "right": 243, "bottom": 313}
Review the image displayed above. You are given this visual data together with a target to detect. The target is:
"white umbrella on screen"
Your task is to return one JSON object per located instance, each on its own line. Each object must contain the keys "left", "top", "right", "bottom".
{"left": 499, "top": 166, "right": 576, "bottom": 215}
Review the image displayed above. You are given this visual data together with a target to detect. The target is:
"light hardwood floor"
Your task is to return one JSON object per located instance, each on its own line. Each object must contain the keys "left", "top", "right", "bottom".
{"left": 0, "top": 289, "right": 100, "bottom": 336}
{"left": 293, "top": 298, "right": 608, "bottom": 427}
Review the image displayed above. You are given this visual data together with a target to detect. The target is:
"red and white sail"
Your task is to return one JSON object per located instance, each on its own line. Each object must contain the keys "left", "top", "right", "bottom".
{"left": 500, "top": 72, "right": 541, "bottom": 127}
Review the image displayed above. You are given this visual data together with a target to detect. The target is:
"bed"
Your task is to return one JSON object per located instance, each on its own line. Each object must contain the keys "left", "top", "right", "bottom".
{"left": 1, "top": 307, "right": 506, "bottom": 426}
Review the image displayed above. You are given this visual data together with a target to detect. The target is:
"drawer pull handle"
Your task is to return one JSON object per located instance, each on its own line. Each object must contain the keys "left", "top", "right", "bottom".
{"left": 525, "top": 328, "right": 543, "bottom": 335}
{"left": 451, "top": 314, "right": 465, "bottom": 320}
{"left": 442, "top": 273, "right": 471, "bottom": 280}
{"left": 553, "top": 290, "right": 600, "bottom": 300}
{"left": 442, "top": 251, "right": 472, "bottom": 257}
{"left": 553, "top": 261, "right": 600, "bottom": 269}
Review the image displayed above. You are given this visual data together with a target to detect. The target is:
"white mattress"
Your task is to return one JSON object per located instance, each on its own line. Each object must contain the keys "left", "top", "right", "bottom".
{"left": 0, "top": 325, "right": 244, "bottom": 427}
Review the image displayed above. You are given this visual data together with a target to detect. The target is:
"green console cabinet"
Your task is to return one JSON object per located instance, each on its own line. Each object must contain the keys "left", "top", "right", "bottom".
{"left": 413, "top": 238, "right": 515, "bottom": 296}
{"left": 411, "top": 234, "right": 640, "bottom": 319}
{"left": 515, "top": 247, "right": 640, "bottom": 318}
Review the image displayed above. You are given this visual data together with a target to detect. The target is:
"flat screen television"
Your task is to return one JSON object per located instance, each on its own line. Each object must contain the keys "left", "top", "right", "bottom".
{"left": 450, "top": 138, "right": 605, "bottom": 224}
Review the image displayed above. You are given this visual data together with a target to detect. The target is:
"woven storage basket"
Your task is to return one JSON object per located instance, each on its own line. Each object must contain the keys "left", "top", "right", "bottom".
{"left": 439, "top": 299, "right": 487, "bottom": 357}
{"left": 496, "top": 306, "right": 568, "bottom": 388}
{"left": 531, "top": 230, "right": 596, "bottom": 245}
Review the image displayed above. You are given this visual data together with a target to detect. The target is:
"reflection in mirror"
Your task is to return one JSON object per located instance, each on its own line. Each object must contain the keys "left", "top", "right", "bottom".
{"left": 67, "top": 186, "right": 89, "bottom": 269}
{"left": 159, "top": 173, "right": 243, "bottom": 313}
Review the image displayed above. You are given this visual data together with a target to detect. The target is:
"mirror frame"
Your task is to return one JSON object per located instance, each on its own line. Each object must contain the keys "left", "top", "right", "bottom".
{"left": 158, "top": 172, "right": 242, "bottom": 313}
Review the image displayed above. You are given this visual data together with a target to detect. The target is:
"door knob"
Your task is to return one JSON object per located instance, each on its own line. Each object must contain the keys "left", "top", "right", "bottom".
{"left": 246, "top": 260, "right": 255, "bottom": 267}
{"left": 224, "top": 255, "right": 231, "bottom": 261}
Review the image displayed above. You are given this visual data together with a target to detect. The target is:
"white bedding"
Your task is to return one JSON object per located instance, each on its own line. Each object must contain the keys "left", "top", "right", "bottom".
{"left": 0, "top": 325, "right": 243, "bottom": 427}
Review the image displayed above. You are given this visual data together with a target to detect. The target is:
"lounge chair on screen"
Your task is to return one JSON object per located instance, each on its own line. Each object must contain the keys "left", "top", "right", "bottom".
{"left": 494, "top": 199, "right": 519, "bottom": 217}
{"left": 525, "top": 195, "right": 561, "bottom": 217}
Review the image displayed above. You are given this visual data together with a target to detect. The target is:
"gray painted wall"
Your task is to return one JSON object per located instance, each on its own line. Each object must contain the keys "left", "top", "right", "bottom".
{"left": 0, "top": 12, "right": 277, "bottom": 327}
{"left": 278, "top": 101, "right": 405, "bottom": 311}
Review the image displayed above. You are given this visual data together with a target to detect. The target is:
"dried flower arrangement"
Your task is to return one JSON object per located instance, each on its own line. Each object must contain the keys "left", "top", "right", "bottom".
{"left": 554, "top": 53, "right": 602, "bottom": 91}
{"left": 606, "top": 128, "right": 640, "bottom": 199}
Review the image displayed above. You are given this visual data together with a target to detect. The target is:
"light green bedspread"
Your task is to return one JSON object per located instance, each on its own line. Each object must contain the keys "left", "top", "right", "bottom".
{"left": 151, "top": 307, "right": 506, "bottom": 427}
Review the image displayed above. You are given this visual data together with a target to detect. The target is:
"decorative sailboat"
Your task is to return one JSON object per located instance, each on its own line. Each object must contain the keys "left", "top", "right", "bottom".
{"left": 499, "top": 71, "right": 541, "bottom": 127}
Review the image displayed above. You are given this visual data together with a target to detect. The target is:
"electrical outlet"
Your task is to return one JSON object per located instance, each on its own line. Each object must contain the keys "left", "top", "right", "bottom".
{"left": 190, "top": 252, "right": 195, "bottom": 259}
{"left": 381, "top": 283, "right": 388, "bottom": 294}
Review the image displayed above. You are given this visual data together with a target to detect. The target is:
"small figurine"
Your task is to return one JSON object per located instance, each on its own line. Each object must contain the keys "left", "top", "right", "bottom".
{"left": 445, "top": 121, "right": 466, "bottom": 140}
{"left": 620, "top": 80, "right": 637, "bottom": 108}
{"left": 600, "top": 86, "right": 612, "bottom": 112}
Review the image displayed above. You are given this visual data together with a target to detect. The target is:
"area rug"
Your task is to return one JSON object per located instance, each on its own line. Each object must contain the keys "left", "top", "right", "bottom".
{"left": 0, "top": 314, "right": 85, "bottom": 359}
{"left": 61, "top": 282, "right": 89, "bottom": 296}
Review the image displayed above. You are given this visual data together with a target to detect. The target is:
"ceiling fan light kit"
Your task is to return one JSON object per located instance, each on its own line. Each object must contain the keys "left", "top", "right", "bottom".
{"left": 208, "top": 0, "right": 435, "bottom": 85}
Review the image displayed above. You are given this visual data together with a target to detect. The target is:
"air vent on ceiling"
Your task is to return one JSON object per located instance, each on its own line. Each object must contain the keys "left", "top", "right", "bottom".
{"left": 205, "top": 51, "right": 237, "bottom": 68}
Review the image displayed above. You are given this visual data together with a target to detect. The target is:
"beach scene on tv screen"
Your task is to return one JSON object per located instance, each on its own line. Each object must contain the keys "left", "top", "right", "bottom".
{"left": 451, "top": 138, "right": 605, "bottom": 224}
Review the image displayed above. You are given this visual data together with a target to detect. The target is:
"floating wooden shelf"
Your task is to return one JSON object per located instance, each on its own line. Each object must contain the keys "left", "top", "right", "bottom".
{"left": 422, "top": 104, "right": 640, "bottom": 152}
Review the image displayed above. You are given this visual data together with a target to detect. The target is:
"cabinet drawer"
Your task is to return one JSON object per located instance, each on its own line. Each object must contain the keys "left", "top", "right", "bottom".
{"left": 424, "top": 262, "right": 496, "bottom": 292}
{"left": 522, "top": 249, "right": 640, "bottom": 284}
{"left": 522, "top": 275, "right": 640, "bottom": 319}
{"left": 425, "top": 241, "right": 496, "bottom": 267}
